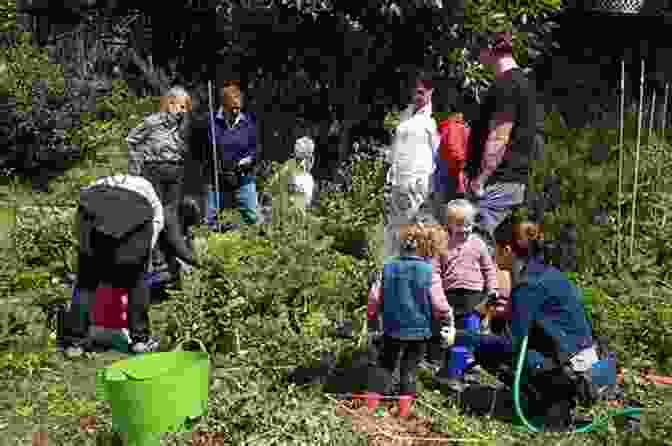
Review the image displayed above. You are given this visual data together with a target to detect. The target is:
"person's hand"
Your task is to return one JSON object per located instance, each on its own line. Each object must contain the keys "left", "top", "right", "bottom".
{"left": 441, "top": 324, "right": 456, "bottom": 347}
{"left": 238, "top": 156, "right": 253, "bottom": 167}
{"left": 468, "top": 176, "right": 485, "bottom": 198}
{"left": 486, "top": 290, "right": 498, "bottom": 307}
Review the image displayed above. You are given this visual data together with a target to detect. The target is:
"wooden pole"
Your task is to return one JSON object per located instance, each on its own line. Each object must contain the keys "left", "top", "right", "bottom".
{"left": 647, "top": 89, "right": 656, "bottom": 144}
{"left": 657, "top": 83, "right": 669, "bottom": 191}
{"left": 617, "top": 57, "right": 625, "bottom": 268}
{"left": 629, "top": 58, "right": 645, "bottom": 261}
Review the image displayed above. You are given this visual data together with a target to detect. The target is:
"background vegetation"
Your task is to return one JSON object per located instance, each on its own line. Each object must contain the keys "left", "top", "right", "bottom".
{"left": 1, "top": 0, "right": 672, "bottom": 444}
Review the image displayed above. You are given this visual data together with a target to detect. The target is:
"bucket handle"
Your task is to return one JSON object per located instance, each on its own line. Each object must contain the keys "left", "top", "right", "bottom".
{"left": 174, "top": 338, "right": 208, "bottom": 354}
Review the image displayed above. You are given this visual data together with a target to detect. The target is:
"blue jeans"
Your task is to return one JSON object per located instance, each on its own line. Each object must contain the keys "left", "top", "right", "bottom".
{"left": 207, "top": 175, "right": 257, "bottom": 225}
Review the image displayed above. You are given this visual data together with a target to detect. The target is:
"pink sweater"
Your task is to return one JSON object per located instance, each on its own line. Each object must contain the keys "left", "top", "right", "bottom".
{"left": 367, "top": 258, "right": 453, "bottom": 322}
{"left": 439, "top": 235, "right": 498, "bottom": 293}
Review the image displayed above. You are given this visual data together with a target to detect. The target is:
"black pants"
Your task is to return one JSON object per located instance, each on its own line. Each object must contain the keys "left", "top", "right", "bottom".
{"left": 141, "top": 162, "right": 184, "bottom": 207}
{"left": 379, "top": 336, "right": 427, "bottom": 395}
{"left": 66, "top": 230, "right": 151, "bottom": 342}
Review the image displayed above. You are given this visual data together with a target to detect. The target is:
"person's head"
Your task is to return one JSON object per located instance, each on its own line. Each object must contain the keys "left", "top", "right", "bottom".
{"left": 441, "top": 199, "right": 478, "bottom": 238}
{"left": 159, "top": 86, "right": 193, "bottom": 114}
{"left": 494, "top": 219, "right": 544, "bottom": 271}
{"left": 294, "top": 136, "right": 315, "bottom": 172}
{"left": 220, "top": 80, "right": 243, "bottom": 115}
{"left": 477, "top": 31, "right": 515, "bottom": 68}
{"left": 411, "top": 70, "right": 435, "bottom": 111}
{"left": 398, "top": 223, "right": 449, "bottom": 258}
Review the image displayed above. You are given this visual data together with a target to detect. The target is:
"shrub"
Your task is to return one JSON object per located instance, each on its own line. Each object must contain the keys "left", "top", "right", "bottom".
{"left": 167, "top": 209, "right": 369, "bottom": 355}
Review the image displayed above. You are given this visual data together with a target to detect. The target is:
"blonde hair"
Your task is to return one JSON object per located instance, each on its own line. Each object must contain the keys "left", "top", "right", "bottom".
{"left": 399, "top": 224, "right": 449, "bottom": 258}
{"left": 159, "top": 86, "right": 192, "bottom": 113}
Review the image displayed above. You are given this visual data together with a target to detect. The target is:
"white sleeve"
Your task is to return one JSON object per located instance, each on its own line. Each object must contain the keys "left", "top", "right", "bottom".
{"left": 142, "top": 181, "right": 164, "bottom": 249}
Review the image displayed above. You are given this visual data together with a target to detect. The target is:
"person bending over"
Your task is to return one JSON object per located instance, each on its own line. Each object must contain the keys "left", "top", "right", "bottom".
{"left": 63, "top": 174, "right": 199, "bottom": 356}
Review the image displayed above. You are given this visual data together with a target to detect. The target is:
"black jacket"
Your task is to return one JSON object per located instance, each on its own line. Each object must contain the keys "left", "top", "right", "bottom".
{"left": 79, "top": 185, "right": 196, "bottom": 267}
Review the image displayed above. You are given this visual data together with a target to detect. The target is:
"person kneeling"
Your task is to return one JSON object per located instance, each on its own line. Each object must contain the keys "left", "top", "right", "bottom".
{"left": 469, "top": 220, "right": 598, "bottom": 431}
{"left": 63, "top": 174, "right": 199, "bottom": 356}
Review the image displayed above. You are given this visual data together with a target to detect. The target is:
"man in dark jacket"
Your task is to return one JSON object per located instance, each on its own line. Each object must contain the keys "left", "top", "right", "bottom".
{"left": 63, "top": 175, "right": 199, "bottom": 356}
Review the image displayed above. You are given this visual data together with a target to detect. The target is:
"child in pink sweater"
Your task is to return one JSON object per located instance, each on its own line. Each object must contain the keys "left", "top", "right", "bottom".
{"left": 434, "top": 199, "right": 498, "bottom": 389}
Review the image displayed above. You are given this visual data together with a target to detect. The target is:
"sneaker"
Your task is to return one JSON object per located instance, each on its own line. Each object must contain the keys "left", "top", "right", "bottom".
{"left": 64, "top": 344, "right": 85, "bottom": 358}
{"left": 130, "top": 336, "right": 160, "bottom": 354}
{"left": 418, "top": 360, "right": 442, "bottom": 375}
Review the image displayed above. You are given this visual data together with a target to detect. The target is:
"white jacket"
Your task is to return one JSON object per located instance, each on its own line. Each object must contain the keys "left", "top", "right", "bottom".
{"left": 87, "top": 174, "right": 164, "bottom": 249}
{"left": 387, "top": 103, "right": 439, "bottom": 189}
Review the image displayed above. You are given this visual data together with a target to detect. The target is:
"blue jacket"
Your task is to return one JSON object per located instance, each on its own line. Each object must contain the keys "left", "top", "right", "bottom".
{"left": 209, "top": 110, "right": 258, "bottom": 164}
{"left": 511, "top": 257, "right": 593, "bottom": 364}
{"left": 381, "top": 256, "right": 433, "bottom": 340}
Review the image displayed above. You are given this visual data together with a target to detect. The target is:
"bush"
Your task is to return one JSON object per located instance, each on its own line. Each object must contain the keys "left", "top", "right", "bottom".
{"left": 167, "top": 209, "right": 369, "bottom": 355}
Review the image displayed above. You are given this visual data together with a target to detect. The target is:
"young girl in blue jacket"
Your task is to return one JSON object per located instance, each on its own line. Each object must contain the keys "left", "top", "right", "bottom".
{"left": 368, "top": 223, "right": 455, "bottom": 417}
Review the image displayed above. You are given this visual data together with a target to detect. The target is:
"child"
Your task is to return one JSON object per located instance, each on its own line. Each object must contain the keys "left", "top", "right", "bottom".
{"left": 127, "top": 86, "right": 193, "bottom": 207}
{"left": 367, "top": 223, "right": 455, "bottom": 417}
{"left": 434, "top": 199, "right": 498, "bottom": 391}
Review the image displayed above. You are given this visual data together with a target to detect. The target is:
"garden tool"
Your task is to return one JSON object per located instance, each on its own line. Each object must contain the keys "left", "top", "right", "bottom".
{"left": 206, "top": 80, "right": 220, "bottom": 227}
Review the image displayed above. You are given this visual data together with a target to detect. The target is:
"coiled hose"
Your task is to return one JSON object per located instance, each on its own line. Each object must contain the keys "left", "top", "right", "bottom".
{"left": 513, "top": 335, "right": 642, "bottom": 433}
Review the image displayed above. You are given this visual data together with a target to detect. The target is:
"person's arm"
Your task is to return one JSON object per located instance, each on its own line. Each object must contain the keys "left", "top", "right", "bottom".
{"left": 478, "top": 239, "right": 499, "bottom": 293}
{"left": 367, "top": 270, "right": 384, "bottom": 321}
{"left": 159, "top": 205, "right": 197, "bottom": 266}
{"left": 510, "top": 282, "right": 544, "bottom": 352}
{"left": 130, "top": 175, "right": 164, "bottom": 249}
{"left": 126, "top": 117, "right": 152, "bottom": 176}
{"left": 477, "top": 110, "right": 514, "bottom": 185}
{"left": 430, "top": 257, "right": 453, "bottom": 322}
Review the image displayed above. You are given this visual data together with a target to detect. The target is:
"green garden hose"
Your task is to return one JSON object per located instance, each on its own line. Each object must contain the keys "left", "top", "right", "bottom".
{"left": 512, "top": 335, "right": 642, "bottom": 433}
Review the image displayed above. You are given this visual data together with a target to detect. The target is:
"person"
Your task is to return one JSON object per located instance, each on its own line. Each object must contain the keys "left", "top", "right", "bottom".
{"left": 367, "top": 223, "right": 455, "bottom": 417}
{"left": 266, "top": 135, "right": 316, "bottom": 224}
{"left": 468, "top": 220, "right": 599, "bottom": 431}
{"left": 432, "top": 199, "right": 498, "bottom": 389}
{"left": 465, "top": 31, "right": 543, "bottom": 255}
{"left": 61, "top": 174, "right": 200, "bottom": 356}
{"left": 383, "top": 70, "right": 440, "bottom": 260}
{"left": 433, "top": 112, "right": 471, "bottom": 215}
{"left": 127, "top": 85, "right": 193, "bottom": 207}
{"left": 205, "top": 79, "right": 259, "bottom": 226}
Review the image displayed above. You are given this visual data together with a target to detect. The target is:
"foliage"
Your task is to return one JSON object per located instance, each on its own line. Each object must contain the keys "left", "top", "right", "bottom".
{"left": 0, "top": 0, "right": 16, "bottom": 34}
{"left": 167, "top": 210, "right": 369, "bottom": 355}
{"left": 0, "top": 32, "right": 66, "bottom": 113}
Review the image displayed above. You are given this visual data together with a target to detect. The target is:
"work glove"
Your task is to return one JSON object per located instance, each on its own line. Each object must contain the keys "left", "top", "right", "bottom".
{"left": 368, "top": 318, "right": 382, "bottom": 346}
{"left": 467, "top": 176, "right": 485, "bottom": 198}
{"left": 440, "top": 319, "right": 456, "bottom": 347}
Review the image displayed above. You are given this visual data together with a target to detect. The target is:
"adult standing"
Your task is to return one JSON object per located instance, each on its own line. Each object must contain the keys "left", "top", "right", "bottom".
{"left": 384, "top": 70, "right": 440, "bottom": 260}
{"left": 127, "top": 86, "right": 193, "bottom": 208}
{"left": 205, "top": 79, "right": 259, "bottom": 226}
{"left": 465, "top": 32, "right": 543, "bottom": 255}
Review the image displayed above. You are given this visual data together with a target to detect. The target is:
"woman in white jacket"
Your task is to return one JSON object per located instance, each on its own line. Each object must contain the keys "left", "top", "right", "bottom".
{"left": 384, "top": 71, "right": 440, "bottom": 260}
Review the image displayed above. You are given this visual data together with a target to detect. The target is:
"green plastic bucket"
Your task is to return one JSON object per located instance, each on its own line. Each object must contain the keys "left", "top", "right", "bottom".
{"left": 96, "top": 339, "right": 210, "bottom": 446}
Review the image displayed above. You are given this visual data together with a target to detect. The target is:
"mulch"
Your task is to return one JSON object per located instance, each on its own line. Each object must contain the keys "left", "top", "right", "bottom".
{"left": 332, "top": 396, "right": 469, "bottom": 446}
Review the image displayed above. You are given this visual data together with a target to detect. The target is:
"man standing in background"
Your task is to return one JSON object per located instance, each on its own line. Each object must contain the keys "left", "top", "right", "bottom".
{"left": 466, "top": 31, "right": 543, "bottom": 256}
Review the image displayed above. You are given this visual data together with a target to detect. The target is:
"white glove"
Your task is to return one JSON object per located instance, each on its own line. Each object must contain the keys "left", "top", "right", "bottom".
{"left": 440, "top": 325, "right": 456, "bottom": 347}
{"left": 238, "top": 156, "right": 253, "bottom": 167}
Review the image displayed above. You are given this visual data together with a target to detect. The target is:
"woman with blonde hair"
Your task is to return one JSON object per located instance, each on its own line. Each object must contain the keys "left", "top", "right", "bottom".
{"left": 127, "top": 85, "right": 193, "bottom": 207}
